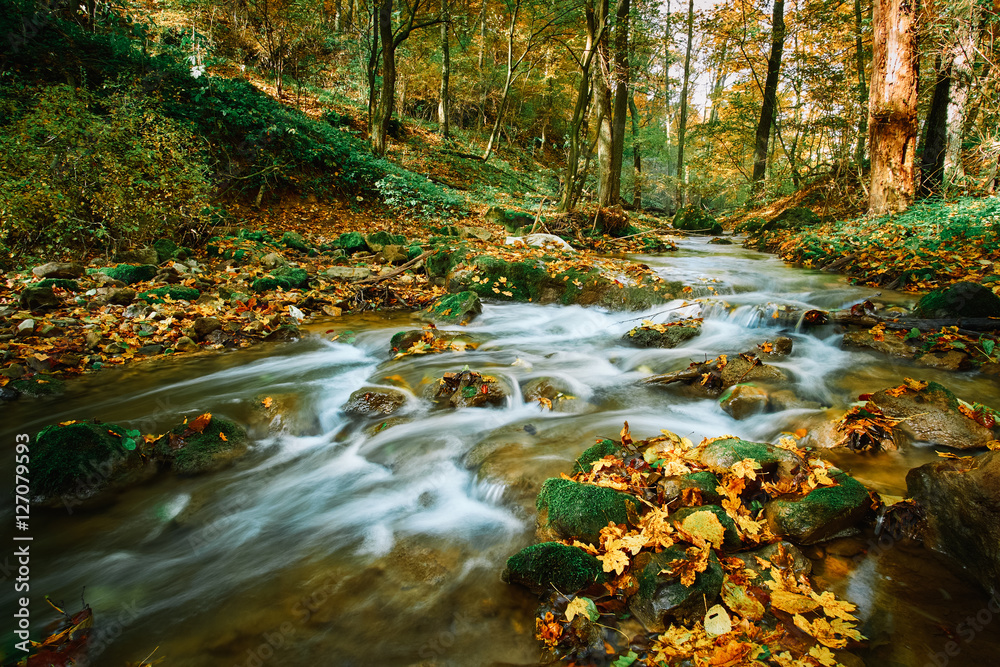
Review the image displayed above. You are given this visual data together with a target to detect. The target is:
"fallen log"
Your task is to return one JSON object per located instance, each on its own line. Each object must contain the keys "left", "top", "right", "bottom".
{"left": 352, "top": 250, "right": 436, "bottom": 286}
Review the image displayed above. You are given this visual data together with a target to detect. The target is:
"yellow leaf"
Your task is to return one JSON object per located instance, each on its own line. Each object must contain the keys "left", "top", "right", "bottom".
{"left": 731, "top": 458, "right": 760, "bottom": 480}
{"left": 808, "top": 645, "right": 839, "bottom": 667}
{"left": 219, "top": 432, "right": 228, "bottom": 441}
{"left": 703, "top": 604, "right": 732, "bottom": 637}
{"left": 679, "top": 510, "right": 726, "bottom": 549}
{"left": 564, "top": 596, "right": 598, "bottom": 622}
{"left": 261, "top": 397, "right": 274, "bottom": 409}
{"left": 770, "top": 589, "right": 820, "bottom": 615}
{"left": 598, "top": 549, "right": 630, "bottom": 575}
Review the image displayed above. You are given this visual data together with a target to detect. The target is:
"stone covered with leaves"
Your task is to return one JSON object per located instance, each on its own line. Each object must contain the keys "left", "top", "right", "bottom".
{"left": 504, "top": 427, "right": 872, "bottom": 665}
{"left": 623, "top": 319, "right": 703, "bottom": 348}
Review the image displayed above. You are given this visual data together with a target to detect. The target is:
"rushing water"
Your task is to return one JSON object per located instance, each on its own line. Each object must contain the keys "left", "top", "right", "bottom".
{"left": 4, "top": 238, "right": 1000, "bottom": 667}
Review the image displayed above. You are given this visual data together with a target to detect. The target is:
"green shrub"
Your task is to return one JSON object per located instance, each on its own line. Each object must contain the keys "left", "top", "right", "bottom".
{"left": 374, "top": 162, "right": 467, "bottom": 219}
{"left": 0, "top": 83, "right": 215, "bottom": 256}
{"left": 138, "top": 286, "right": 201, "bottom": 302}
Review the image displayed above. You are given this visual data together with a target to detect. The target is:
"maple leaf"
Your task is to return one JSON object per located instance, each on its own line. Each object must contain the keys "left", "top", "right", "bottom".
{"left": 598, "top": 548, "right": 631, "bottom": 575}
{"left": 565, "top": 596, "right": 599, "bottom": 622}
{"left": 770, "top": 589, "right": 820, "bottom": 615}
{"left": 537, "top": 396, "right": 553, "bottom": 410}
{"left": 665, "top": 544, "right": 710, "bottom": 587}
{"left": 639, "top": 506, "right": 675, "bottom": 550}
{"left": 810, "top": 590, "right": 858, "bottom": 621}
{"left": 731, "top": 458, "right": 761, "bottom": 480}
{"left": 678, "top": 510, "right": 726, "bottom": 549}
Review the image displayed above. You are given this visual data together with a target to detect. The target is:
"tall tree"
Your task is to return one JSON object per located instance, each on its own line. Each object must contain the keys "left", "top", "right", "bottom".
{"left": 371, "top": 0, "right": 442, "bottom": 154}
{"left": 605, "top": 0, "right": 631, "bottom": 205}
{"left": 750, "top": 0, "right": 786, "bottom": 195}
{"left": 675, "top": 0, "right": 693, "bottom": 208}
{"left": 853, "top": 0, "right": 869, "bottom": 164}
{"left": 867, "top": 0, "right": 918, "bottom": 214}
{"left": 919, "top": 55, "right": 951, "bottom": 195}
{"left": 438, "top": 0, "right": 451, "bottom": 137}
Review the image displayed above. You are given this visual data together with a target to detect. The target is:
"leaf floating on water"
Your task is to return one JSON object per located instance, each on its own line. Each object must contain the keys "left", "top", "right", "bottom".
{"left": 564, "top": 596, "right": 599, "bottom": 623}
{"left": 261, "top": 396, "right": 274, "bottom": 408}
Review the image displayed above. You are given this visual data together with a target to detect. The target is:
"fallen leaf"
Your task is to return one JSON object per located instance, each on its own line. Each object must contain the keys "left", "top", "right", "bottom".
{"left": 704, "top": 604, "right": 732, "bottom": 636}
{"left": 565, "top": 596, "right": 599, "bottom": 622}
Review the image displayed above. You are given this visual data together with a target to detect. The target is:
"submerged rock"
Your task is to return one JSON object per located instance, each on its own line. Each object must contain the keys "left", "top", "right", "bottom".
{"left": 907, "top": 451, "right": 1000, "bottom": 593}
{"left": 720, "top": 354, "right": 788, "bottom": 386}
{"left": 536, "top": 477, "right": 638, "bottom": 544}
{"left": 629, "top": 548, "right": 724, "bottom": 631}
{"left": 869, "top": 381, "right": 997, "bottom": 450}
{"left": 572, "top": 439, "right": 621, "bottom": 475}
{"left": 671, "top": 505, "right": 742, "bottom": 550}
{"left": 502, "top": 542, "right": 605, "bottom": 594}
{"left": 719, "top": 384, "right": 770, "bottom": 420}
{"left": 765, "top": 469, "right": 871, "bottom": 544}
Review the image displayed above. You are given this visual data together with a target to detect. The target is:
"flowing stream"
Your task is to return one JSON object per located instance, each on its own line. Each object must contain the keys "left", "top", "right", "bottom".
{"left": 5, "top": 238, "right": 1000, "bottom": 666}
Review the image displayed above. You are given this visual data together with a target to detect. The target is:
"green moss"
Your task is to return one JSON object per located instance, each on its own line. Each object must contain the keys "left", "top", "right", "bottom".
{"left": 36, "top": 278, "right": 79, "bottom": 291}
{"left": 634, "top": 548, "right": 723, "bottom": 602}
{"left": 99, "top": 264, "right": 157, "bottom": 284}
{"left": 281, "top": 231, "right": 310, "bottom": 252}
{"left": 419, "top": 291, "right": 482, "bottom": 323}
{"left": 337, "top": 232, "right": 368, "bottom": 254}
{"left": 157, "top": 416, "right": 249, "bottom": 475}
{"left": 365, "top": 231, "right": 406, "bottom": 251}
{"left": 138, "top": 286, "right": 201, "bottom": 303}
{"left": 33, "top": 422, "right": 132, "bottom": 498}
{"left": 766, "top": 469, "right": 870, "bottom": 544}
{"left": 252, "top": 267, "right": 309, "bottom": 293}
{"left": 572, "top": 439, "right": 620, "bottom": 475}
{"left": 671, "top": 505, "right": 742, "bottom": 551}
{"left": 536, "top": 477, "right": 638, "bottom": 543}
{"left": 673, "top": 207, "right": 723, "bottom": 235}
{"left": 153, "top": 238, "right": 180, "bottom": 262}
{"left": 913, "top": 282, "right": 1000, "bottom": 319}
{"left": 239, "top": 230, "right": 269, "bottom": 243}
{"left": 467, "top": 256, "right": 550, "bottom": 302}
{"left": 925, "top": 381, "right": 960, "bottom": 410}
{"left": 426, "top": 246, "right": 468, "bottom": 278}
{"left": 623, "top": 322, "right": 701, "bottom": 348}
{"left": 503, "top": 542, "right": 605, "bottom": 593}
{"left": 10, "top": 376, "right": 65, "bottom": 397}
{"left": 699, "top": 437, "right": 800, "bottom": 473}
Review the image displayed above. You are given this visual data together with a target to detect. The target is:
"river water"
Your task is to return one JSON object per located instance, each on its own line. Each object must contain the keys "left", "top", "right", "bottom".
{"left": 4, "top": 238, "right": 1000, "bottom": 666}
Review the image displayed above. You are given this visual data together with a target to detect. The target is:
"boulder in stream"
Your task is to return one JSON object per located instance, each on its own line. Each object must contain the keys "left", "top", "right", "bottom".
{"left": 155, "top": 415, "right": 250, "bottom": 475}
{"left": 912, "top": 281, "right": 1000, "bottom": 319}
{"left": 720, "top": 353, "right": 788, "bottom": 386}
{"left": 536, "top": 477, "right": 638, "bottom": 544}
{"left": 33, "top": 421, "right": 155, "bottom": 504}
{"left": 431, "top": 369, "right": 507, "bottom": 408}
{"left": 671, "top": 505, "right": 742, "bottom": 550}
{"left": 719, "top": 383, "right": 770, "bottom": 420}
{"left": 906, "top": 450, "right": 1000, "bottom": 593}
{"left": 343, "top": 386, "right": 408, "bottom": 417}
{"left": 628, "top": 547, "right": 724, "bottom": 631}
{"left": 622, "top": 320, "right": 702, "bottom": 348}
{"left": 699, "top": 437, "right": 801, "bottom": 481}
{"left": 502, "top": 542, "right": 605, "bottom": 594}
{"left": 764, "top": 468, "right": 871, "bottom": 544}
{"left": 418, "top": 291, "right": 482, "bottom": 324}
{"left": 869, "top": 381, "right": 997, "bottom": 450}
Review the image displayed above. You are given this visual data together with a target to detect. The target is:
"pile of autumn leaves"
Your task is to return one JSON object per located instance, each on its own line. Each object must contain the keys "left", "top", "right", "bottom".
{"left": 536, "top": 426, "right": 865, "bottom": 667}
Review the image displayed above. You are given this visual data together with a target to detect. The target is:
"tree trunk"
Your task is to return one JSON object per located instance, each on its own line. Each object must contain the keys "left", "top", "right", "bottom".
{"left": 919, "top": 55, "right": 951, "bottom": 196}
{"left": 750, "top": 0, "right": 785, "bottom": 196}
{"left": 663, "top": 0, "right": 672, "bottom": 144}
{"left": 867, "top": 0, "right": 919, "bottom": 215}
{"left": 594, "top": 0, "right": 614, "bottom": 206}
{"left": 438, "top": 0, "right": 451, "bottom": 137}
{"left": 675, "top": 0, "right": 694, "bottom": 208}
{"left": 560, "top": 0, "right": 602, "bottom": 212}
{"left": 853, "top": 0, "right": 868, "bottom": 164}
{"left": 367, "top": 3, "right": 381, "bottom": 132}
{"left": 629, "top": 95, "right": 642, "bottom": 209}
{"left": 943, "top": 17, "right": 976, "bottom": 188}
{"left": 483, "top": 0, "right": 522, "bottom": 161}
{"left": 372, "top": 0, "right": 396, "bottom": 155}
{"left": 605, "top": 0, "right": 630, "bottom": 206}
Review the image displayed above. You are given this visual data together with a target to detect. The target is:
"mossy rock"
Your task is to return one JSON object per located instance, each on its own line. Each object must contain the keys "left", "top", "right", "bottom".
{"left": 153, "top": 238, "right": 180, "bottom": 262}
{"left": 425, "top": 246, "right": 468, "bottom": 279}
{"left": 418, "top": 291, "right": 482, "bottom": 324}
{"left": 19, "top": 284, "right": 60, "bottom": 312}
{"left": 502, "top": 542, "right": 605, "bottom": 594}
{"left": 699, "top": 437, "right": 801, "bottom": 479}
{"left": 629, "top": 548, "right": 724, "bottom": 630}
{"left": 32, "top": 421, "right": 142, "bottom": 500}
{"left": 10, "top": 376, "right": 65, "bottom": 398}
{"left": 281, "top": 231, "right": 310, "bottom": 253}
{"left": 365, "top": 231, "right": 406, "bottom": 253}
{"left": 658, "top": 471, "right": 724, "bottom": 505}
{"left": 99, "top": 264, "right": 157, "bottom": 285}
{"left": 138, "top": 286, "right": 201, "bottom": 303}
{"left": 239, "top": 230, "right": 270, "bottom": 243}
{"left": 765, "top": 469, "right": 871, "bottom": 544}
{"left": 36, "top": 278, "right": 79, "bottom": 291}
{"left": 156, "top": 416, "right": 250, "bottom": 475}
{"left": 912, "top": 282, "right": 1000, "bottom": 319}
{"left": 671, "top": 505, "right": 742, "bottom": 551}
{"left": 251, "top": 267, "right": 309, "bottom": 293}
{"left": 768, "top": 207, "right": 821, "bottom": 230}
{"left": 536, "top": 477, "right": 639, "bottom": 543}
{"left": 672, "top": 207, "right": 723, "bottom": 235}
{"left": 337, "top": 232, "right": 368, "bottom": 255}
{"left": 622, "top": 321, "right": 702, "bottom": 348}
{"left": 572, "top": 439, "right": 621, "bottom": 475}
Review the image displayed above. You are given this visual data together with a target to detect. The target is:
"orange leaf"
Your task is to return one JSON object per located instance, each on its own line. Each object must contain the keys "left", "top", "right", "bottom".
{"left": 188, "top": 413, "right": 212, "bottom": 433}
{"left": 219, "top": 432, "right": 228, "bottom": 441}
